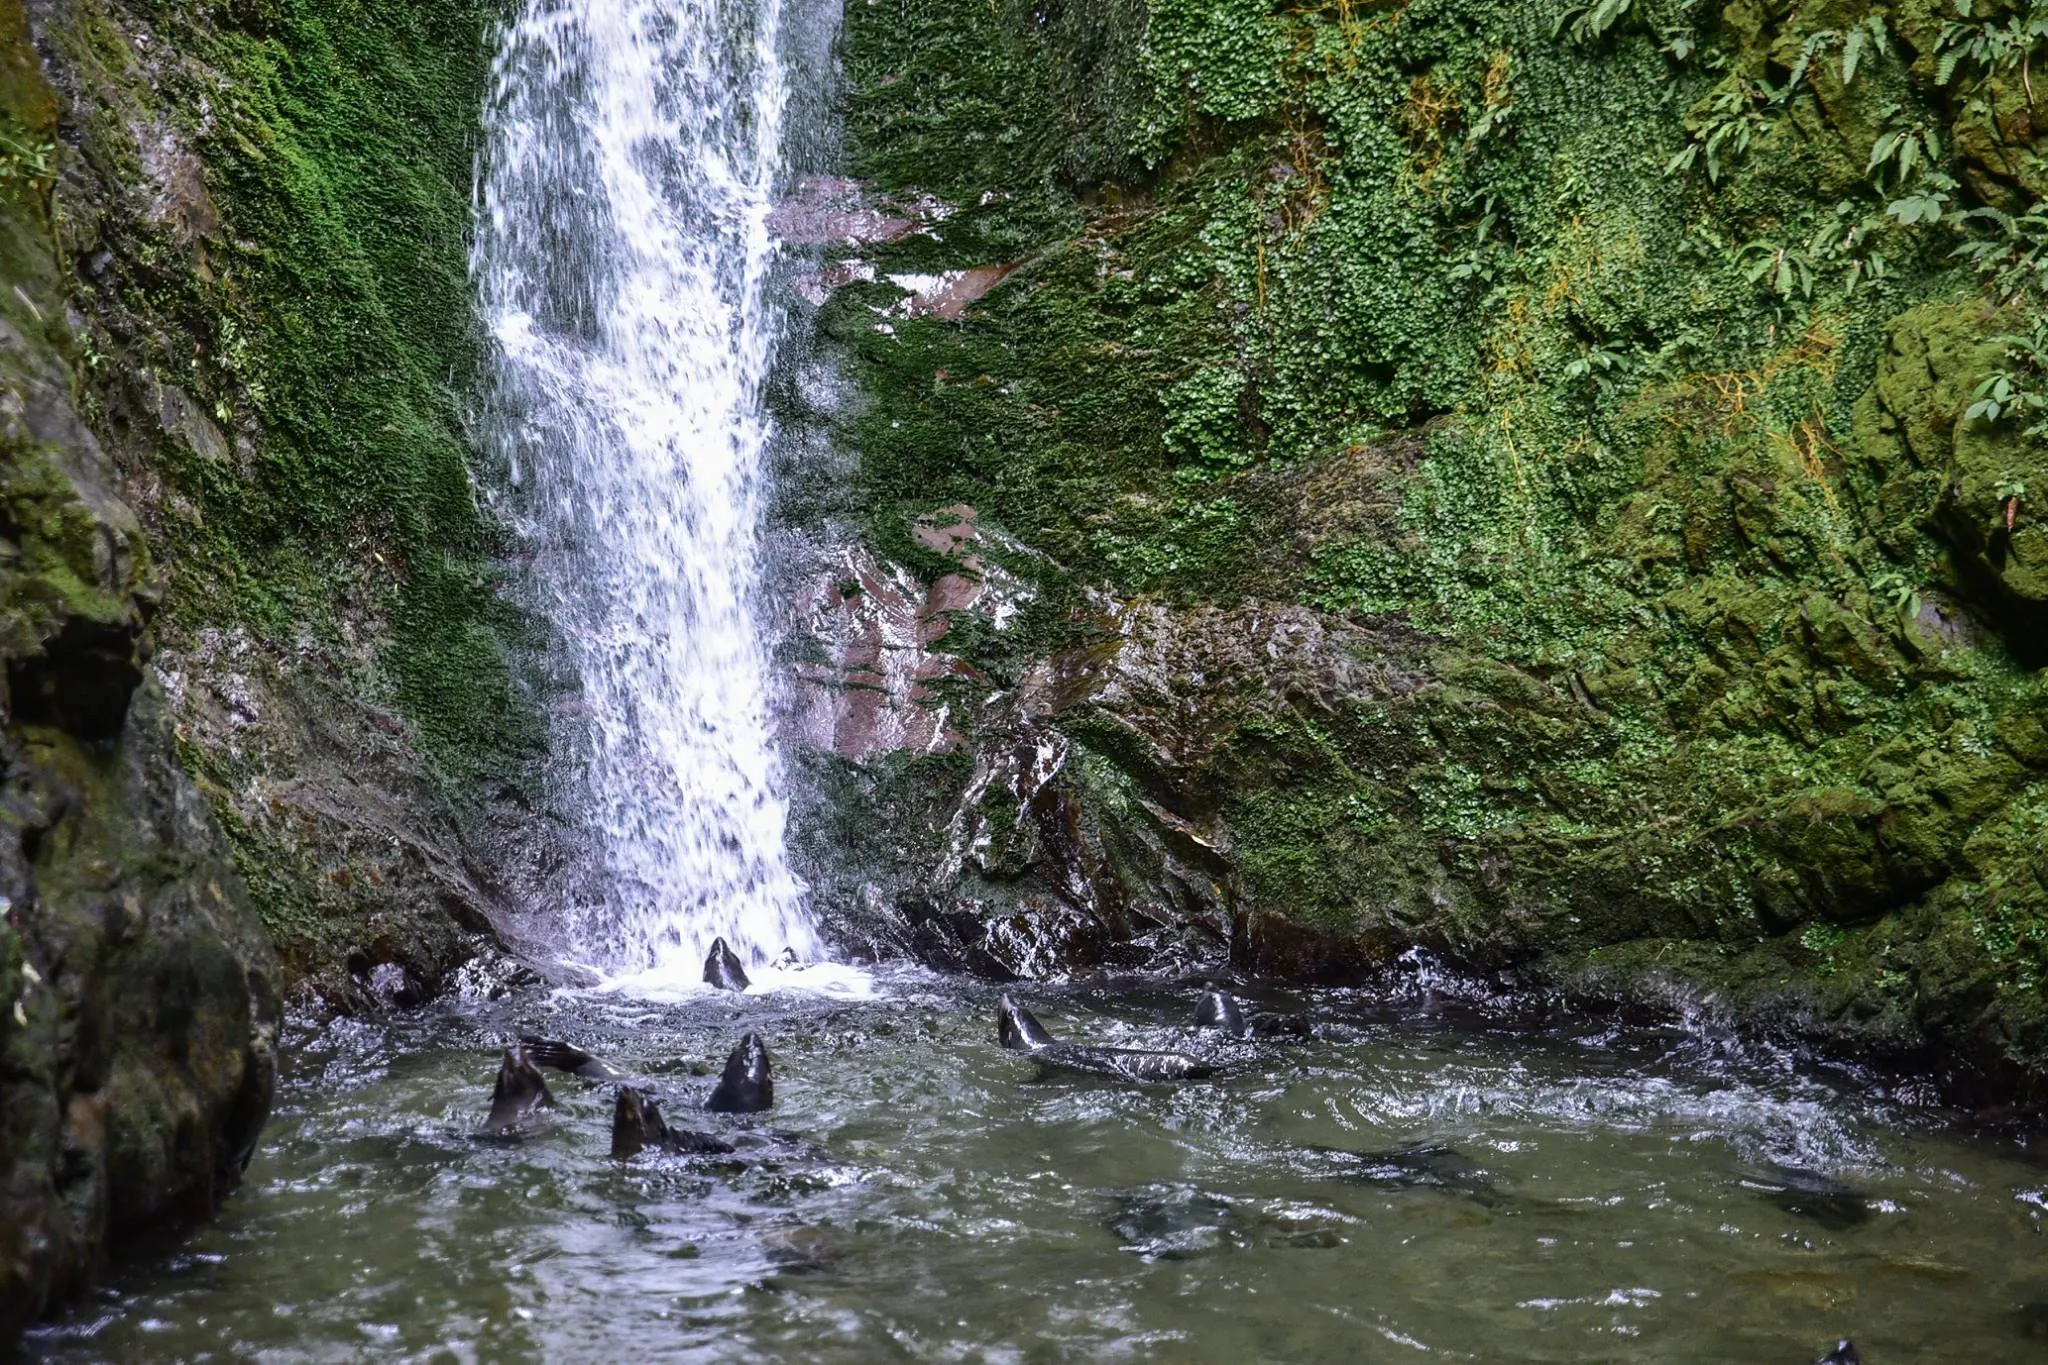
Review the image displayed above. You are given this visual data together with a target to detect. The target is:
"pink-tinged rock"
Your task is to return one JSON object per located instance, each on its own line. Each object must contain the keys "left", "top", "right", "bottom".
{"left": 906, "top": 263, "right": 1020, "bottom": 320}
{"left": 790, "top": 259, "right": 877, "bottom": 306}
{"left": 767, "top": 175, "right": 944, "bottom": 248}
{"left": 786, "top": 506, "right": 1032, "bottom": 761}
{"left": 788, "top": 546, "right": 976, "bottom": 761}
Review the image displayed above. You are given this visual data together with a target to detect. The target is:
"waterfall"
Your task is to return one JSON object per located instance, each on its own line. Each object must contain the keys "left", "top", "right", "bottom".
{"left": 473, "top": 0, "right": 820, "bottom": 982}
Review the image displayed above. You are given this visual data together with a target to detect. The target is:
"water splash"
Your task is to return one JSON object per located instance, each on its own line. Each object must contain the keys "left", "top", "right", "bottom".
{"left": 474, "top": 0, "right": 819, "bottom": 980}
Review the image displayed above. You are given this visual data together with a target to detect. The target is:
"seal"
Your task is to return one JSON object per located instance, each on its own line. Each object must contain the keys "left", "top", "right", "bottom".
{"left": 1752, "top": 1164, "right": 1871, "bottom": 1230}
{"left": 998, "top": 996, "right": 1216, "bottom": 1083}
{"left": 612, "top": 1086, "right": 737, "bottom": 1159}
{"left": 704, "top": 936, "right": 751, "bottom": 993}
{"left": 1309, "top": 1141, "right": 1503, "bottom": 1207}
{"left": 1194, "top": 990, "right": 1312, "bottom": 1041}
{"left": 480, "top": 1044, "right": 555, "bottom": 1136}
{"left": 705, "top": 1033, "right": 774, "bottom": 1112}
{"left": 1192, "top": 990, "right": 1247, "bottom": 1035}
{"left": 1815, "top": 1342, "right": 1860, "bottom": 1365}
{"left": 998, "top": 995, "right": 1057, "bottom": 1051}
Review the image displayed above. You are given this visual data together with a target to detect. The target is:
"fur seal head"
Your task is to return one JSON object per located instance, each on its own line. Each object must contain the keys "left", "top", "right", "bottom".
{"left": 612, "top": 1086, "right": 668, "bottom": 1159}
{"left": 1815, "top": 1343, "right": 1860, "bottom": 1365}
{"left": 704, "top": 937, "right": 751, "bottom": 993}
{"left": 997, "top": 996, "right": 1056, "bottom": 1052}
{"left": 705, "top": 1033, "right": 774, "bottom": 1113}
{"left": 1193, "top": 991, "right": 1247, "bottom": 1035}
{"left": 482, "top": 1044, "right": 555, "bottom": 1135}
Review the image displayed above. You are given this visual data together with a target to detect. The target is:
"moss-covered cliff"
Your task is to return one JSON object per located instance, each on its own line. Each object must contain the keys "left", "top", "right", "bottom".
{"left": 798, "top": 0, "right": 2048, "bottom": 1095}
{"left": 19, "top": 0, "right": 538, "bottom": 1006}
{"left": 2, "top": 0, "right": 540, "bottom": 1337}
{"left": 1, "top": 0, "right": 280, "bottom": 1336}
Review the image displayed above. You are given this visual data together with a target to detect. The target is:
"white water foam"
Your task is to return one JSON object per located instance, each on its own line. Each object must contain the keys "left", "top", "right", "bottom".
{"left": 475, "top": 0, "right": 821, "bottom": 986}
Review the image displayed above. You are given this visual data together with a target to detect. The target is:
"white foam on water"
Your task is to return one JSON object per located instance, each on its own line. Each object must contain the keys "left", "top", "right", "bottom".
{"left": 596, "top": 959, "right": 883, "bottom": 1003}
{"left": 475, "top": 0, "right": 820, "bottom": 981}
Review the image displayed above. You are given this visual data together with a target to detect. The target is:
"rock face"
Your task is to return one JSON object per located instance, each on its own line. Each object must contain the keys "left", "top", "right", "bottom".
{"left": 14, "top": 0, "right": 536, "bottom": 1007}
{"left": 0, "top": 0, "right": 278, "bottom": 1341}
{"left": 793, "top": 0, "right": 2048, "bottom": 1096}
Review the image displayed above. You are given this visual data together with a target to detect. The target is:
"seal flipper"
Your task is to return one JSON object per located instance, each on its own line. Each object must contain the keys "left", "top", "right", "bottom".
{"left": 705, "top": 1033, "right": 774, "bottom": 1113}
{"left": 1193, "top": 991, "right": 1247, "bottom": 1036}
{"left": 1815, "top": 1342, "right": 1860, "bottom": 1365}
{"left": 704, "top": 937, "right": 751, "bottom": 993}
{"left": 482, "top": 1044, "right": 555, "bottom": 1135}
{"left": 521, "top": 1035, "right": 630, "bottom": 1083}
{"left": 998, "top": 995, "right": 1056, "bottom": 1052}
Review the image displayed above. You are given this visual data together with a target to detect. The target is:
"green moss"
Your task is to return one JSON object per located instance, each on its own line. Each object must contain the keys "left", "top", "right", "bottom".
{"left": 71, "top": 0, "right": 533, "bottom": 788}
{"left": 831, "top": 0, "right": 2048, "bottom": 1070}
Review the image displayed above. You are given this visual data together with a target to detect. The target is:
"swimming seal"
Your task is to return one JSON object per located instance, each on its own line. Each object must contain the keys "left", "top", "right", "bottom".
{"left": 1815, "top": 1342, "right": 1860, "bottom": 1365}
{"left": 1310, "top": 1141, "right": 1503, "bottom": 1207}
{"left": 612, "top": 1086, "right": 736, "bottom": 1159}
{"left": 998, "top": 996, "right": 1216, "bottom": 1084}
{"left": 705, "top": 1033, "right": 774, "bottom": 1112}
{"left": 1192, "top": 990, "right": 1311, "bottom": 1041}
{"left": 704, "top": 937, "right": 751, "bottom": 993}
{"left": 521, "top": 1035, "right": 632, "bottom": 1083}
{"left": 1193, "top": 991, "right": 1247, "bottom": 1035}
{"left": 1752, "top": 1164, "right": 1871, "bottom": 1230}
{"left": 480, "top": 1044, "right": 555, "bottom": 1136}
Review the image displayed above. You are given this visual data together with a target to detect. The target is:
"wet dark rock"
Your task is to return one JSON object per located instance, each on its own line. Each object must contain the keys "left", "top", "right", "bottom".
{"left": 0, "top": 683, "right": 282, "bottom": 1345}
{"left": 1751, "top": 1164, "right": 1872, "bottom": 1231}
{"left": 20, "top": 0, "right": 533, "bottom": 1017}
{"left": 0, "top": 33, "right": 279, "bottom": 1344}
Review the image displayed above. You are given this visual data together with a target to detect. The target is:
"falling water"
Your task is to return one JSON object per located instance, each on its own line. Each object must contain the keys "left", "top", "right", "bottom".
{"left": 473, "top": 0, "right": 820, "bottom": 980}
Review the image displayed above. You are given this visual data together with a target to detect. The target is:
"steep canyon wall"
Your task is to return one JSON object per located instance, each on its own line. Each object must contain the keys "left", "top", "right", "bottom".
{"left": 0, "top": 0, "right": 527, "bottom": 1336}
{"left": 792, "top": 0, "right": 2048, "bottom": 1098}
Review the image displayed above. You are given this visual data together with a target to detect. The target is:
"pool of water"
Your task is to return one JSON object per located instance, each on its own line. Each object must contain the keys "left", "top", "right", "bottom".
{"left": 25, "top": 969, "right": 2048, "bottom": 1363}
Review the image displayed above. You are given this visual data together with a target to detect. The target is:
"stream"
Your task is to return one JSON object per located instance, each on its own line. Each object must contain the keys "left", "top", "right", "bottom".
{"left": 27, "top": 0, "right": 2044, "bottom": 1355}
{"left": 23, "top": 972, "right": 2048, "bottom": 1362}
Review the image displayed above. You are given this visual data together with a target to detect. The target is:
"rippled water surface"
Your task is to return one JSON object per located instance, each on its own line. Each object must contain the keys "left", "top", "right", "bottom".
{"left": 27, "top": 973, "right": 2048, "bottom": 1362}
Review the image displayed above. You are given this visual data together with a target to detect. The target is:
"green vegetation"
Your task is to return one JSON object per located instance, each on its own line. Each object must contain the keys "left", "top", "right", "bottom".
{"left": 24, "top": 0, "right": 534, "bottom": 979}
{"left": 830, "top": 0, "right": 2048, "bottom": 1074}
{"left": 61, "top": 0, "right": 529, "bottom": 786}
